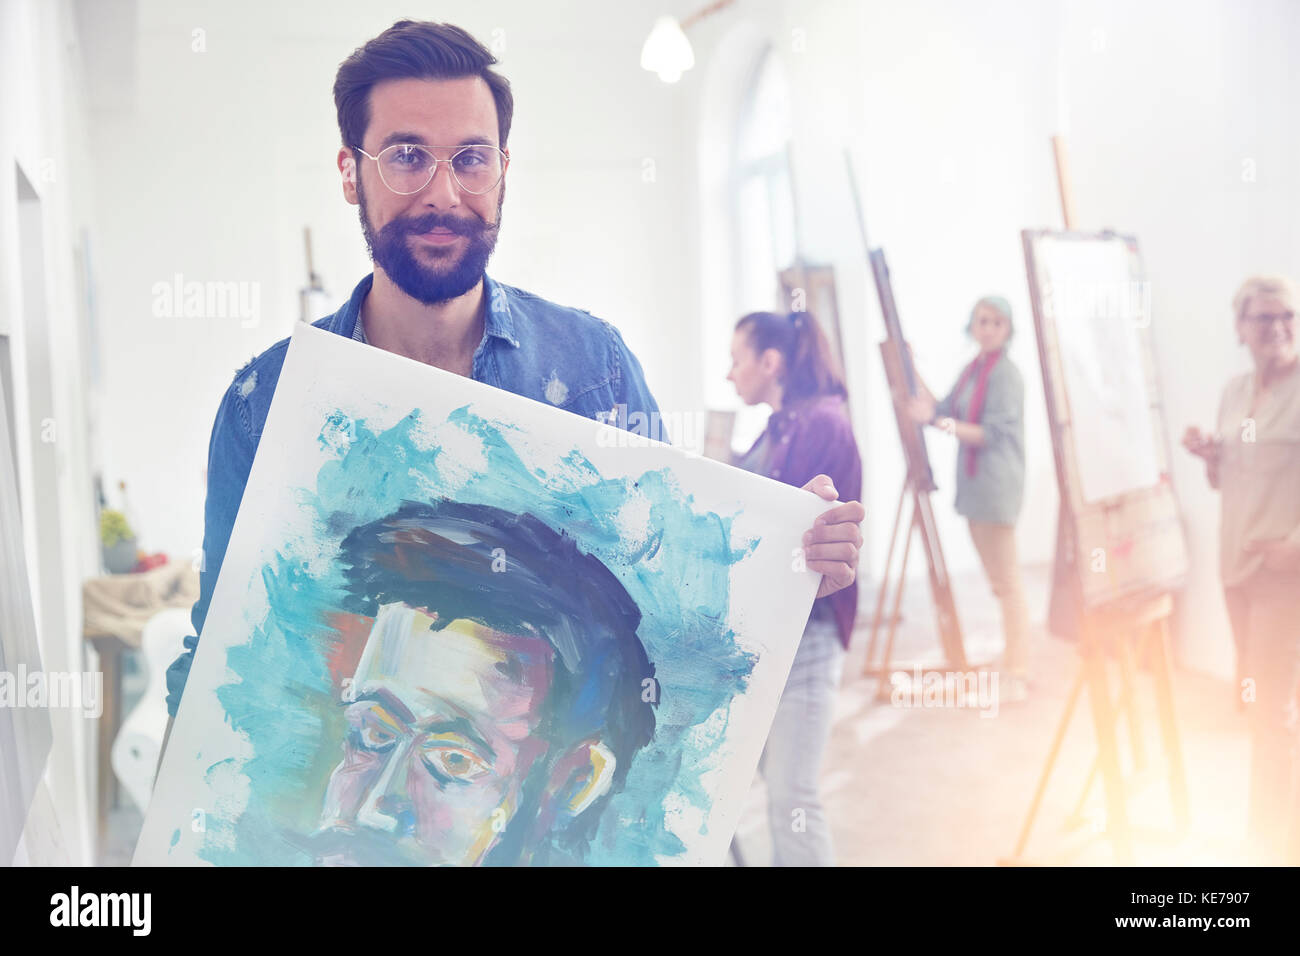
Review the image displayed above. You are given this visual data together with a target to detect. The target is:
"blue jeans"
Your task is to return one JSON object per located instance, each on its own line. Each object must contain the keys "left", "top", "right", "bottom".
{"left": 759, "top": 616, "right": 845, "bottom": 866}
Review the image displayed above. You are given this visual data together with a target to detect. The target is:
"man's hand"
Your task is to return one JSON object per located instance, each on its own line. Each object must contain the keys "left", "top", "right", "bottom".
{"left": 800, "top": 474, "right": 865, "bottom": 599}
{"left": 1244, "top": 537, "right": 1300, "bottom": 572}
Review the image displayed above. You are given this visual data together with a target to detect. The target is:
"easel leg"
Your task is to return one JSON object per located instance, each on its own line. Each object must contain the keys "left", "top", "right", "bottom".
{"left": 1082, "top": 629, "right": 1134, "bottom": 864}
{"left": 1149, "top": 616, "right": 1191, "bottom": 833}
{"left": 1010, "top": 664, "right": 1086, "bottom": 860}
{"left": 864, "top": 480, "right": 908, "bottom": 675}
{"left": 875, "top": 505, "right": 917, "bottom": 702}
{"left": 1116, "top": 633, "right": 1146, "bottom": 773}
{"left": 915, "top": 491, "right": 967, "bottom": 670}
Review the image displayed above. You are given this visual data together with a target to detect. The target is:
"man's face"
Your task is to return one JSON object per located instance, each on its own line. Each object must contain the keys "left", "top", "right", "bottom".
{"left": 315, "top": 604, "right": 556, "bottom": 866}
{"left": 342, "top": 76, "right": 508, "bottom": 304}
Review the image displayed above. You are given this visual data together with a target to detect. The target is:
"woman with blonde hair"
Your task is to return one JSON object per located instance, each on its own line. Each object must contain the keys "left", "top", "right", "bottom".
{"left": 1183, "top": 274, "right": 1300, "bottom": 865}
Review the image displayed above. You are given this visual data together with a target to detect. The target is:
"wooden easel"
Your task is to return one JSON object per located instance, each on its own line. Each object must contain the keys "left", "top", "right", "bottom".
{"left": 859, "top": 250, "right": 967, "bottom": 692}
{"left": 1001, "top": 136, "right": 1189, "bottom": 865}
{"left": 843, "top": 151, "right": 967, "bottom": 694}
{"left": 1003, "top": 590, "right": 1189, "bottom": 865}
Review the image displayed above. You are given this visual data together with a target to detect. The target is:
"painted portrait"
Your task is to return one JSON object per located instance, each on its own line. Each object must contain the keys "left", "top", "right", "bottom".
{"left": 136, "top": 327, "right": 825, "bottom": 866}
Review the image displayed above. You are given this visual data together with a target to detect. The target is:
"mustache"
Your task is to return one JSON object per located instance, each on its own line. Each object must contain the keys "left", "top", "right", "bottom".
{"left": 390, "top": 211, "right": 493, "bottom": 238}
{"left": 302, "top": 825, "right": 430, "bottom": 867}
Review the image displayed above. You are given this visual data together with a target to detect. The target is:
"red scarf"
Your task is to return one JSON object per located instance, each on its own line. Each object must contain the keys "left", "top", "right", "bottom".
{"left": 949, "top": 349, "right": 1002, "bottom": 477}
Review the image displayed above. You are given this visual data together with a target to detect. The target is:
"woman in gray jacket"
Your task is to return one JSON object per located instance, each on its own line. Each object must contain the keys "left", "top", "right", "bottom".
{"left": 907, "top": 296, "right": 1029, "bottom": 701}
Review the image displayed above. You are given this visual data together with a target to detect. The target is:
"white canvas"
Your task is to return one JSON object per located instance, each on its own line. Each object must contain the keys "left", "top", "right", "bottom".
{"left": 135, "top": 324, "right": 826, "bottom": 866}
{"left": 1040, "top": 235, "right": 1161, "bottom": 503}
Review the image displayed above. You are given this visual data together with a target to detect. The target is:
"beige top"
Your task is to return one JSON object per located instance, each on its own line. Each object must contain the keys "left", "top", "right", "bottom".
{"left": 1216, "top": 362, "right": 1300, "bottom": 587}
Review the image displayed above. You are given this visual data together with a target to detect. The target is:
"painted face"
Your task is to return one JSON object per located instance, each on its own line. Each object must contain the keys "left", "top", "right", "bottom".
{"left": 345, "top": 76, "right": 508, "bottom": 304}
{"left": 314, "top": 603, "right": 555, "bottom": 866}
{"left": 1237, "top": 294, "right": 1297, "bottom": 369}
{"left": 970, "top": 304, "right": 1011, "bottom": 353}
{"left": 726, "top": 330, "right": 776, "bottom": 406}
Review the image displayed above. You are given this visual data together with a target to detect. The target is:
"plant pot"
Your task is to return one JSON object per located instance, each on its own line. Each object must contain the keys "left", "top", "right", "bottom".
{"left": 103, "top": 538, "right": 139, "bottom": 574}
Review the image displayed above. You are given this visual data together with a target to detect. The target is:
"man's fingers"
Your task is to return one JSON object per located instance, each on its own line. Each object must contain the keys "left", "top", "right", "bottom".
{"left": 810, "top": 561, "right": 856, "bottom": 597}
{"left": 801, "top": 474, "right": 838, "bottom": 501}
{"left": 803, "top": 521, "right": 863, "bottom": 548}
{"left": 804, "top": 542, "right": 860, "bottom": 567}
{"left": 815, "top": 499, "right": 865, "bottom": 526}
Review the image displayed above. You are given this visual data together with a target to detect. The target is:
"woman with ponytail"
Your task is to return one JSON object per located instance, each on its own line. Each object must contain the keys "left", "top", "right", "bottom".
{"left": 727, "top": 309, "right": 862, "bottom": 866}
{"left": 907, "top": 296, "right": 1029, "bottom": 701}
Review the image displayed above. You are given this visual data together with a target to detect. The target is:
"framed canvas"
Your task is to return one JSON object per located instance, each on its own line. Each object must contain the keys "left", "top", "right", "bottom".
{"left": 135, "top": 325, "right": 828, "bottom": 866}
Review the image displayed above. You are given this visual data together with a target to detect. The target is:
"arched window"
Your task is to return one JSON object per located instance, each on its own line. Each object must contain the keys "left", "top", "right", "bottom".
{"left": 731, "top": 48, "right": 795, "bottom": 314}
{"left": 725, "top": 47, "right": 796, "bottom": 451}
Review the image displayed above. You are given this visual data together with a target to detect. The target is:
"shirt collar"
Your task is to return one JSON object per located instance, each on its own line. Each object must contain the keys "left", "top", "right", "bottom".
{"left": 482, "top": 274, "right": 520, "bottom": 348}
{"left": 334, "top": 273, "right": 520, "bottom": 349}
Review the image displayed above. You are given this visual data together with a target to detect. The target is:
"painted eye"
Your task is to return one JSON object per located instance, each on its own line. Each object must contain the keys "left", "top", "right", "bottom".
{"left": 358, "top": 722, "right": 398, "bottom": 752}
{"left": 420, "top": 742, "right": 490, "bottom": 783}
{"left": 348, "top": 703, "right": 404, "bottom": 752}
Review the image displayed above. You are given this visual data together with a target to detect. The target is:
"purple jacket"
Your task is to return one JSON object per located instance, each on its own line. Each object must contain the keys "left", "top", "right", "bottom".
{"left": 741, "top": 393, "right": 862, "bottom": 649}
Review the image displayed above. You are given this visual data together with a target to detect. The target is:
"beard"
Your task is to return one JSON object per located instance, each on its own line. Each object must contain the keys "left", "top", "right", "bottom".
{"left": 357, "top": 177, "right": 503, "bottom": 305}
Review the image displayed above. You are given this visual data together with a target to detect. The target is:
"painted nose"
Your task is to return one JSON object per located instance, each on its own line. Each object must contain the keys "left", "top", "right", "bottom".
{"left": 355, "top": 738, "right": 416, "bottom": 835}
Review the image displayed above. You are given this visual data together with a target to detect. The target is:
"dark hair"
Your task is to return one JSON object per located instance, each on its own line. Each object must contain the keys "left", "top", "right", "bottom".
{"left": 333, "top": 20, "right": 514, "bottom": 153}
{"left": 337, "top": 498, "right": 655, "bottom": 863}
{"left": 735, "top": 311, "right": 847, "bottom": 403}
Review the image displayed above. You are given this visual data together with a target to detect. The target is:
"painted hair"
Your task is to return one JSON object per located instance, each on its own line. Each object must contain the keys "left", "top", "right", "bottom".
{"left": 334, "top": 21, "right": 514, "bottom": 155}
{"left": 337, "top": 498, "right": 655, "bottom": 863}
{"left": 1232, "top": 275, "right": 1297, "bottom": 322}
{"left": 967, "top": 295, "right": 1014, "bottom": 339}
{"left": 735, "top": 310, "right": 847, "bottom": 403}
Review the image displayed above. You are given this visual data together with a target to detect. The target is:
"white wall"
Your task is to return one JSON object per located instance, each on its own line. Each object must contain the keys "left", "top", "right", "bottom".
{"left": 1054, "top": 0, "right": 1300, "bottom": 675}
{"left": 88, "top": 0, "right": 701, "bottom": 566}
{"left": 690, "top": 0, "right": 1298, "bottom": 677}
{"left": 82, "top": 0, "right": 1300, "bottom": 685}
{"left": 690, "top": 0, "right": 1060, "bottom": 635}
{"left": 0, "top": 0, "right": 101, "bottom": 864}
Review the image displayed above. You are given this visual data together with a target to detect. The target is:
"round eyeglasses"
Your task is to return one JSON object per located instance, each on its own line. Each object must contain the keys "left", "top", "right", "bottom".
{"left": 353, "top": 143, "right": 507, "bottom": 196}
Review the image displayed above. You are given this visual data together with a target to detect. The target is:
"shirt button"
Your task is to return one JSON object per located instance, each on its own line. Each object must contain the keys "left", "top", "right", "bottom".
{"left": 772, "top": 469, "right": 781, "bottom": 477}
{"left": 782, "top": 435, "right": 791, "bottom": 444}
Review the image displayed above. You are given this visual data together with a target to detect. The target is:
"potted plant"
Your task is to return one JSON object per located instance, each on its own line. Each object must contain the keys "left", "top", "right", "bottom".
{"left": 100, "top": 509, "right": 138, "bottom": 574}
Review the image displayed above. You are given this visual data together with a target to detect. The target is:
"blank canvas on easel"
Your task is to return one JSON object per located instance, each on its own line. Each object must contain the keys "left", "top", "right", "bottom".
{"left": 1024, "top": 230, "right": 1188, "bottom": 609}
{"left": 1035, "top": 235, "right": 1160, "bottom": 503}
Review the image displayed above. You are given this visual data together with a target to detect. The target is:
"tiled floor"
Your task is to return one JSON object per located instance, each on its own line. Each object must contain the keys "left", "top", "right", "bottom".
{"left": 734, "top": 564, "right": 1256, "bottom": 866}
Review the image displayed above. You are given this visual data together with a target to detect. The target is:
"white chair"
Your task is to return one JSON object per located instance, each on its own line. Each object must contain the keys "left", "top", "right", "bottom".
{"left": 110, "top": 607, "right": 190, "bottom": 814}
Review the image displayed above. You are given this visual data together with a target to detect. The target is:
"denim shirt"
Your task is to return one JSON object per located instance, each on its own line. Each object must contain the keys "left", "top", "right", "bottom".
{"left": 165, "top": 272, "right": 663, "bottom": 717}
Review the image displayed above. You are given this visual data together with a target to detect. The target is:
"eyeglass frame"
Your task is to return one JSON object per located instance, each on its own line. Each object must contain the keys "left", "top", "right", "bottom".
{"left": 351, "top": 142, "right": 509, "bottom": 196}
{"left": 1241, "top": 310, "right": 1296, "bottom": 326}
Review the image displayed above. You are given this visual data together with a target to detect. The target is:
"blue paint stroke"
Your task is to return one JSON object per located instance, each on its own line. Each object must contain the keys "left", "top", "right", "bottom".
{"left": 202, "top": 405, "right": 758, "bottom": 865}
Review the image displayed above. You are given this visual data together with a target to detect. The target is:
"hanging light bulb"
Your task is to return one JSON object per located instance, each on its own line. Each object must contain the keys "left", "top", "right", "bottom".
{"left": 640, "top": 16, "right": 695, "bottom": 83}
